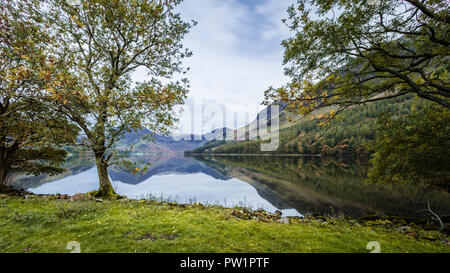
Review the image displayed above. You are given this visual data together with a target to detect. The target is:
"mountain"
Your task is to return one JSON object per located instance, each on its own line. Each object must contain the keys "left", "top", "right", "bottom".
{"left": 185, "top": 102, "right": 295, "bottom": 154}
{"left": 234, "top": 102, "right": 290, "bottom": 141}
{"left": 186, "top": 94, "right": 414, "bottom": 156}
{"left": 118, "top": 127, "right": 234, "bottom": 154}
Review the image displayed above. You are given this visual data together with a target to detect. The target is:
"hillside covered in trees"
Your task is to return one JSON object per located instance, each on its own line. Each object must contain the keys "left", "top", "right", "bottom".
{"left": 188, "top": 95, "right": 413, "bottom": 157}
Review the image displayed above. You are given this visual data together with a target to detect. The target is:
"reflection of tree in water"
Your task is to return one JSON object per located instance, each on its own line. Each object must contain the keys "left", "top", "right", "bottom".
{"left": 12, "top": 154, "right": 450, "bottom": 219}
{"left": 194, "top": 155, "right": 450, "bottom": 218}
{"left": 12, "top": 155, "right": 232, "bottom": 188}
{"left": 12, "top": 154, "right": 95, "bottom": 189}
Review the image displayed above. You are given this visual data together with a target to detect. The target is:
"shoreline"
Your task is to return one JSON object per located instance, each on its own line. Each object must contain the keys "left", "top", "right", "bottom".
{"left": 3, "top": 189, "right": 448, "bottom": 232}
{"left": 186, "top": 153, "right": 324, "bottom": 157}
{"left": 0, "top": 192, "right": 448, "bottom": 253}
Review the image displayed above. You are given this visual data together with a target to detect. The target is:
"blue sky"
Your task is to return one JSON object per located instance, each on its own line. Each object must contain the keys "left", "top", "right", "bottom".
{"left": 138, "top": 0, "right": 293, "bottom": 134}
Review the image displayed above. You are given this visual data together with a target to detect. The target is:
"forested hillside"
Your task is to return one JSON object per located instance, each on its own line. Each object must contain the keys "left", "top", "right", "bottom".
{"left": 188, "top": 95, "right": 413, "bottom": 156}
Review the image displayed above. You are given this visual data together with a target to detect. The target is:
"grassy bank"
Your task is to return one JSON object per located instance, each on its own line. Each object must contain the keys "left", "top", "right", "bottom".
{"left": 0, "top": 194, "right": 448, "bottom": 253}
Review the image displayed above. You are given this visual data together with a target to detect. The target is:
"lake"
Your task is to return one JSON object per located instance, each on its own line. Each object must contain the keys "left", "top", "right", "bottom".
{"left": 11, "top": 155, "right": 450, "bottom": 219}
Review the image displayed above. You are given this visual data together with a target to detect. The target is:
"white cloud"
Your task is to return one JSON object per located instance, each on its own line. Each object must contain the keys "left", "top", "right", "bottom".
{"left": 135, "top": 0, "right": 293, "bottom": 134}
{"left": 255, "top": 0, "right": 292, "bottom": 40}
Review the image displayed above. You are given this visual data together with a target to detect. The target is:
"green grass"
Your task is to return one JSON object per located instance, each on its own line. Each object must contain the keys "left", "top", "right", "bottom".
{"left": 0, "top": 195, "right": 448, "bottom": 253}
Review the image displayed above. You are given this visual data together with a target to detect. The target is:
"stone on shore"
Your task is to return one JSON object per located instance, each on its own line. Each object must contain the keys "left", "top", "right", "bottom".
{"left": 70, "top": 193, "right": 86, "bottom": 202}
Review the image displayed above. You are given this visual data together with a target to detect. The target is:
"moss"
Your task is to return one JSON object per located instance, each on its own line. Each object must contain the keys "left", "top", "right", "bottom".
{"left": 0, "top": 195, "right": 448, "bottom": 253}
{"left": 89, "top": 189, "right": 120, "bottom": 199}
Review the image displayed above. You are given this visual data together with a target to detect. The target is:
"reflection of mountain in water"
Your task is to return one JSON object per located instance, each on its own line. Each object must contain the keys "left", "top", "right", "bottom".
{"left": 12, "top": 155, "right": 232, "bottom": 188}
{"left": 12, "top": 154, "right": 450, "bottom": 219}
{"left": 109, "top": 156, "right": 296, "bottom": 213}
{"left": 109, "top": 156, "right": 231, "bottom": 184}
{"left": 192, "top": 155, "right": 450, "bottom": 218}
{"left": 189, "top": 156, "right": 293, "bottom": 211}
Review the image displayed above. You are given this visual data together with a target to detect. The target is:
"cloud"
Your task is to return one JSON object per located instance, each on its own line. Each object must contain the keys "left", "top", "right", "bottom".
{"left": 135, "top": 0, "right": 293, "bottom": 134}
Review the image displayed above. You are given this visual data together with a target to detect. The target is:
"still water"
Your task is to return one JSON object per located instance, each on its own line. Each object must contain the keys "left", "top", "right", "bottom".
{"left": 11, "top": 155, "right": 450, "bottom": 218}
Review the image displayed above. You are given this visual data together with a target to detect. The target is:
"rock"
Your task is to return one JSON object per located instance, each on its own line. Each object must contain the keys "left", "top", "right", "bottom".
{"left": 397, "top": 226, "right": 411, "bottom": 232}
{"left": 193, "top": 202, "right": 204, "bottom": 208}
{"left": 70, "top": 193, "right": 86, "bottom": 202}
{"left": 243, "top": 207, "right": 253, "bottom": 214}
{"left": 278, "top": 217, "right": 291, "bottom": 224}
{"left": 257, "top": 215, "right": 266, "bottom": 221}
{"left": 60, "top": 194, "right": 68, "bottom": 200}
{"left": 256, "top": 209, "right": 267, "bottom": 215}
{"left": 24, "top": 195, "right": 34, "bottom": 200}
{"left": 95, "top": 199, "right": 103, "bottom": 203}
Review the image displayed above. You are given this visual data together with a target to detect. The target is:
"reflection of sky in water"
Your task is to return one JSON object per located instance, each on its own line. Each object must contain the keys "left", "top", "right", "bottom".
{"left": 30, "top": 166, "right": 302, "bottom": 217}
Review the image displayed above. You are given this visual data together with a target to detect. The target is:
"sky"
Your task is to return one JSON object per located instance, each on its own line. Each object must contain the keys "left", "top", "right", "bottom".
{"left": 171, "top": 0, "right": 293, "bottom": 135}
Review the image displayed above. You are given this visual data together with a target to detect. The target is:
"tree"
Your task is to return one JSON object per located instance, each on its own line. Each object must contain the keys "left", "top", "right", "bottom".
{"left": 264, "top": 0, "right": 449, "bottom": 116}
{"left": 37, "top": 0, "right": 194, "bottom": 197}
{"left": 367, "top": 100, "right": 450, "bottom": 190}
{"left": 0, "top": 0, "right": 79, "bottom": 189}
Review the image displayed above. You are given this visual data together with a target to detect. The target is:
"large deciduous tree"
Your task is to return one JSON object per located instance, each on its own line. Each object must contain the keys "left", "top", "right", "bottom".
{"left": 367, "top": 99, "right": 450, "bottom": 190}
{"left": 264, "top": 0, "right": 450, "bottom": 188}
{"left": 38, "top": 0, "right": 193, "bottom": 197}
{"left": 264, "top": 0, "right": 449, "bottom": 116}
{"left": 0, "top": 0, "right": 78, "bottom": 189}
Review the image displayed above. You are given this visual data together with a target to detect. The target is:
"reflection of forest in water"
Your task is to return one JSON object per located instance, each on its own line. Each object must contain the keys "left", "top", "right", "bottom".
{"left": 193, "top": 155, "right": 450, "bottom": 218}
{"left": 12, "top": 154, "right": 450, "bottom": 218}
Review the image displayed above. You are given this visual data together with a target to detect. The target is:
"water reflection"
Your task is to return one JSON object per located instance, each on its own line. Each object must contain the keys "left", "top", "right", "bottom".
{"left": 11, "top": 154, "right": 450, "bottom": 218}
{"left": 195, "top": 155, "right": 450, "bottom": 218}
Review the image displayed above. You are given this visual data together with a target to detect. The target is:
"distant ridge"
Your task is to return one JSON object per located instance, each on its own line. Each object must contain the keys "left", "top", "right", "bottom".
{"left": 118, "top": 127, "right": 234, "bottom": 154}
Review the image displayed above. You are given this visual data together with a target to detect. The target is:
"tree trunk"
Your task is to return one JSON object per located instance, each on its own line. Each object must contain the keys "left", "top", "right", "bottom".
{"left": 0, "top": 164, "right": 8, "bottom": 187}
{"left": 0, "top": 149, "right": 9, "bottom": 185}
{"left": 0, "top": 165, "right": 7, "bottom": 184}
{"left": 0, "top": 149, "right": 11, "bottom": 193}
{"left": 94, "top": 153, "right": 116, "bottom": 197}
